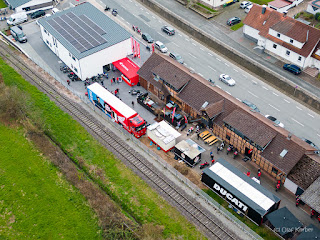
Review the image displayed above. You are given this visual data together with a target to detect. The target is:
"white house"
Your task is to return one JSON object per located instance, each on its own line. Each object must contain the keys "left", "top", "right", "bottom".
{"left": 5, "top": 0, "right": 53, "bottom": 13}
{"left": 268, "top": 0, "right": 303, "bottom": 13}
{"left": 307, "top": 0, "right": 320, "bottom": 14}
{"left": 243, "top": 5, "right": 320, "bottom": 69}
{"left": 38, "top": 2, "right": 133, "bottom": 80}
{"left": 199, "top": 0, "right": 234, "bottom": 8}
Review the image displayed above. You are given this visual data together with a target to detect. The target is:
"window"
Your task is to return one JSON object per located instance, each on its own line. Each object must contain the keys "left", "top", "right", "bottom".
{"left": 273, "top": 44, "right": 277, "bottom": 49}
{"left": 286, "top": 50, "right": 290, "bottom": 56}
{"left": 46, "top": 40, "right": 49, "bottom": 45}
{"left": 298, "top": 56, "right": 302, "bottom": 61}
{"left": 74, "top": 67, "right": 78, "bottom": 73}
{"left": 226, "top": 133, "right": 230, "bottom": 140}
{"left": 277, "top": 33, "right": 280, "bottom": 38}
{"left": 44, "top": 29, "right": 47, "bottom": 34}
{"left": 271, "top": 167, "right": 278, "bottom": 174}
{"left": 290, "top": 39, "right": 293, "bottom": 44}
{"left": 72, "top": 56, "right": 76, "bottom": 61}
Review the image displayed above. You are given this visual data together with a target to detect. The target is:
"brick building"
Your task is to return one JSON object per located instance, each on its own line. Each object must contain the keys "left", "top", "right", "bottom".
{"left": 137, "top": 53, "right": 320, "bottom": 195}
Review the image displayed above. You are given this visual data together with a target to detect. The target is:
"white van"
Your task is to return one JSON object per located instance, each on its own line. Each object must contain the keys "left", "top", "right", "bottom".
{"left": 7, "top": 12, "right": 28, "bottom": 25}
{"left": 51, "top": 8, "right": 59, "bottom": 15}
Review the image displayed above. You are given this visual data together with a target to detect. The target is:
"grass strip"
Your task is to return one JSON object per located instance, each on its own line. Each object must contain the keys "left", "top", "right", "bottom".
{"left": 196, "top": 2, "right": 217, "bottom": 12}
{"left": 231, "top": 22, "right": 244, "bottom": 31}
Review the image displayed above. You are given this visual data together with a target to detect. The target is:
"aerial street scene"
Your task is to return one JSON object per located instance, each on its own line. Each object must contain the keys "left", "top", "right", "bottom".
{"left": 1, "top": 0, "right": 320, "bottom": 239}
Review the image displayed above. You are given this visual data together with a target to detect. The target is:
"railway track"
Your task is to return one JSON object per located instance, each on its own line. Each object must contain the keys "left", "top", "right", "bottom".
{"left": 0, "top": 41, "right": 239, "bottom": 240}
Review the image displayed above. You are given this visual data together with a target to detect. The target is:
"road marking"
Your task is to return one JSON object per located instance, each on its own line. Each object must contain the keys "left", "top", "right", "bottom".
{"left": 268, "top": 104, "right": 280, "bottom": 111}
{"left": 317, "top": 134, "right": 320, "bottom": 138}
{"left": 236, "top": 98, "right": 241, "bottom": 101}
{"left": 225, "top": 63, "right": 229, "bottom": 67}
{"left": 296, "top": 106, "right": 302, "bottom": 110}
{"left": 140, "top": 7, "right": 144, "bottom": 10}
{"left": 208, "top": 66, "right": 216, "bottom": 71}
{"left": 308, "top": 113, "right": 314, "bottom": 118}
{"left": 226, "top": 91, "right": 232, "bottom": 95}
{"left": 216, "top": 85, "right": 222, "bottom": 89}
{"left": 262, "top": 86, "right": 269, "bottom": 90}
{"left": 248, "top": 91, "right": 258, "bottom": 98}
{"left": 184, "top": 63, "right": 188, "bottom": 67}
{"left": 198, "top": 73, "right": 204, "bottom": 77}
{"left": 135, "top": 3, "right": 138, "bottom": 6}
{"left": 252, "top": 80, "right": 257, "bottom": 84}
{"left": 152, "top": 16, "right": 155, "bottom": 19}
{"left": 172, "top": 42, "right": 179, "bottom": 47}
{"left": 120, "top": 16, "right": 124, "bottom": 20}
{"left": 284, "top": 99, "right": 290, "bottom": 103}
{"left": 189, "top": 67, "right": 195, "bottom": 71}
{"left": 192, "top": 43, "right": 196, "bottom": 46}
{"left": 233, "top": 69, "right": 238, "bottom": 72}
{"left": 208, "top": 52, "right": 213, "bottom": 56}
{"left": 200, "top": 48, "right": 204, "bottom": 51}
{"left": 158, "top": 20, "right": 162, "bottom": 23}
{"left": 291, "top": 118, "right": 304, "bottom": 127}
{"left": 146, "top": 12, "right": 149, "bottom": 14}
{"left": 242, "top": 74, "right": 247, "bottom": 78}
{"left": 179, "top": 34, "right": 182, "bottom": 37}
{"left": 126, "top": 21, "right": 130, "bottom": 25}
{"left": 185, "top": 38, "right": 190, "bottom": 41}
{"left": 216, "top": 58, "right": 221, "bottom": 61}
{"left": 189, "top": 53, "right": 197, "bottom": 58}
{"left": 145, "top": 23, "right": 150, "bottom": 27}
{"left": 272, "top": 92, "right": 279, "bottom": 96}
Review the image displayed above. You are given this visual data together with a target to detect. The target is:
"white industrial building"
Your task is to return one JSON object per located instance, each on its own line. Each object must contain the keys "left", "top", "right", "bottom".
{"left": 5, "top": 0, "right": 53, "bottom": 13}
{"left": 38, "top": 2, "right": 133, "bottom": 80}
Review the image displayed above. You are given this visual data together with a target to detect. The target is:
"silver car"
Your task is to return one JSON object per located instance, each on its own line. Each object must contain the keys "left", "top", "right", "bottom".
{"left": 219, "top": 74, "right": 236, "bottom": 86}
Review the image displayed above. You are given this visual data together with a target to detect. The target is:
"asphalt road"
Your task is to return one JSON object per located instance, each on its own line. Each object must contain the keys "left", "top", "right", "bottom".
{"left": 101, "top": 0, "right": 320, "bottom": 147}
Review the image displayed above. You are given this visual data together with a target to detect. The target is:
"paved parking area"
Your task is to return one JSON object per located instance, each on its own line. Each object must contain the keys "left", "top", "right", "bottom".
{"left": 213, "top": 1, "right": 248, "bottom": 26}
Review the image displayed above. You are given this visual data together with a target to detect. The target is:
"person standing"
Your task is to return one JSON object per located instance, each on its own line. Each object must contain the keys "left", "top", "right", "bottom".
{"left": 210, "top": 151, "right": 214, "bottom": 160}
{"left": 132, "top": 101, "right": 134, "bottom": 107}
{"left": 257, "top": 169, "right": 261, "bottom": 179}
{"left": 67, "top": 79, "right": 70, "bottom": 86}
{"left": 246, "top": 171, "right": 251, "bottom": 177}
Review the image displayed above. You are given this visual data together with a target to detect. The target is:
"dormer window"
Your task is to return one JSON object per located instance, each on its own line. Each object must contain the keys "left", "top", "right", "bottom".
{"left": 277, "top": 33, "right": 281, "bottom": 38}
{"left": 290, "top": 39, "right": 293, "bottom": 44}
{"left": 153, "top": 73, "right": 160, "bottom": 82}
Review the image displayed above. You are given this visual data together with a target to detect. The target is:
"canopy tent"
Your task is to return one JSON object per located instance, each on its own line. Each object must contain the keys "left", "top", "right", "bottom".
{"left": 297, "top": 224, "right": 320, "bottom": 239}
{"left": 266, "top": 207, "right": 303, "bottom": 237}
{"left": 112, "top": 58, "right": 140, "bottom": 86}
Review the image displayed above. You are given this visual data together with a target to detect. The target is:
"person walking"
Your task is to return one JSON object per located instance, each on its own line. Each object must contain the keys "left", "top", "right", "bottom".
{"left": 67, "top": 79, "right": 70, "bottom": 86}
{"left": 101, "top": 80, "right": 104, "bottom": 86}
{"left": 257, "top": 169, "right": 261, "bottom": 179}
{"left": 246, "top": 171, "right": 251, "bottom": 177}
{"left": 132, "top": 101, "right": 134, "bottom": 107}
{"left": 110, "top": 78, "right": 113, "bottom": 85}
{"left": 116, "top": 77, "right": 119, "bottom": 84}
{"left": 211, "top": 158, "right": 215, "bottom": 165}
{"left": 197, "top": 133, "right": 200, "bottom": 140}
{"left": 210, "top": 151, "right": 214, "bottom": 160}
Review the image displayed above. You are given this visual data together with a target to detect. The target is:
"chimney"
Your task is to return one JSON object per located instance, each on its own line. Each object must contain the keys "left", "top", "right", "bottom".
{"left": 287, "top": 133, "right": 292, "bottom": 140}
{"left": 262, "top": 5, "right": 267, "bottom": 14}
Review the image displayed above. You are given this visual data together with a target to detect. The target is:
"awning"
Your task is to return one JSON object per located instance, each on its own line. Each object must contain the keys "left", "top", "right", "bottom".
{"left": 112, "top": 58, "right": 139, "bottom": 81}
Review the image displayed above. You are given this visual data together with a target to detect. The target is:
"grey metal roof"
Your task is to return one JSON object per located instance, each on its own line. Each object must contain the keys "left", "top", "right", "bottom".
{"left": 300, "top": 176, "right": 320, "bottom": 213}
{"left": 38, "top": 2, "right": 131, "bottom": 60}
{"left": 6, "top": 0, "right": 31, "bottom": 9}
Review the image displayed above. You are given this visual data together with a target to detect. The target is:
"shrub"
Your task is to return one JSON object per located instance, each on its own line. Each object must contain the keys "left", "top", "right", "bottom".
{"left": 315, "top": 12, "right": 320, "bottom": 21}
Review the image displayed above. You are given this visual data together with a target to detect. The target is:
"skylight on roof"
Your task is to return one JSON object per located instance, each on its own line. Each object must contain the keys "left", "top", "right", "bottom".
{"left": 280, "top": 149, "right": 288, "bottom": 158}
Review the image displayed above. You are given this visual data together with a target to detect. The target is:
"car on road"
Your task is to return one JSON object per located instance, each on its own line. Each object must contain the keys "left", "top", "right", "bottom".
{"left": 161, "top": 26, "right": 175, "bottom": 35}
{"left": 219, "top": 74, "right": 235, "bottom": 86}
{"left": 242, "top": 100, "right": 260, "bottom": 112}
{"left": 31, "top": 10, "right": 46, "bottom": 19}
{"left": 240, "top": 1, "right": 251, "bottom": 8}
{"left": 283, "top": 64, "right": 302, "bottom": 75}
{"left": 227, "top": 17, "right": 241, "bottom": 26}
{"left": 142, "top": 33, "right": 154, "bottom": 43}
{"left": 302, "top": 138, "right": 320, "bottom": 154}
{"left": 265, "top": 115, "right": 284, "bottom": 128}
{"left": 169, "top": 52, "right": 184, "bottom": 64}
{"left": 154, "top": 41, "right": 168, "bottom": 53}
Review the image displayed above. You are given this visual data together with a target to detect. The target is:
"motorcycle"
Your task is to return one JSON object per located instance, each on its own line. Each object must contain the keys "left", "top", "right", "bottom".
{"left": 200, "top": 162, "right": 209, "bottom": 169}
{"left": 146, "top": 45, "right": 151, "bottom": 51}
{"left": 275, "top": 180, "right": 281, "bottom": 192}
{"left": 112, "top": 9, "right": 118, "bottom": 16}
{"left": 129, "top": 89, "right": 140, "bottom": 95}
{"left": 226, "top": 144, "right": 233, "bottom": 155}
{"left": 233, "top": 149, "right": 238, "bottom": 159}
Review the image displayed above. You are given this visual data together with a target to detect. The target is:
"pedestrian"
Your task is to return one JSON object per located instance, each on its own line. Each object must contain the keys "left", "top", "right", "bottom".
{"left": 113, "top": 77, "right": 116, "bottom": 84}
{"left": 210, "top": 151, "right": 214, "bottom": 160}
{"left": 106, "top": 73, "right": 109, "bottom": 79}
{"left": 197, "top": 133, "right": 200, "bottom": 140}
{"left": 67, "top": 79, "right": 70, "bottom": 85}
{"left": 114, "top": 89, "right": 118, "bottom": 96}
{"left": 211, "top": 159, "right": 215, "bottom": 165}
{"left": 116, "top": 88, "right": 119, "bottom": 93}
{"left": 116, "top": 77, "right": 119, "bottom": 84}
{"left": 246, "top": 171, "right": 251, "bottom": 177}
{"left": 132, "top": 101, "right": 134, "bottom": 107}
{"left": 101, "top": 80, "right": 104, "bottom": 86}
{"left": 110, "top": 78, "right": 113, "bottom": 84}
{"left": 257, "top": 168, "right": 261, "bottom": 179}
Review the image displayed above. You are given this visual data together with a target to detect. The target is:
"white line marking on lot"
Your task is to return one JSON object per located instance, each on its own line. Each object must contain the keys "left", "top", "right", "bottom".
{"left": 208, "top": 66, "right": 216, "bottom": 71}
{"left": 192, "top": 43, "right": 196, "bottom": 46}
{"left": 172, "top": 42, "right": 179, "bottom": 47}
{"left": 284, "top": 99, "right": 290, "bottom": 103}
{"left": 269, "top": 104, "right": 280, "bottom": 111}
{"left": 198, "top": 73, "right": 204, "bottom": 77}
{"left": 208, "top": 52, "right": 213, "bottom": 56}
{"left": 157, "top": 31, "right": 163, "bottom": 35}
{"left": 225, "top": 63, "right": 229, "bottom": 67}
{"left": 308, "top": 113, "right": 314, "bottom": 118}
{"left": 262, "top": 86, "right": 269, "bottom": 90}
{"left": 200, "top": 48, "right": 204, "bottom": 51}
{"left": 216, "top": 85, "right": 222, "bottom": 89}
{"left": 272, "top": 92, "right": 279, "bottom": 96}
{"left": 216, "top": 58, "right": 221, "bottom": 61}
{"left": 189, "top": 53, "right": 196, "bottom": 58}
{"left": 296, "top": 106, "right": 302, "bottom": 110}
{"left": 145, "top": 23, "right": 150, "bottom": 27}
{"left": 226, "top": 91, "right": 232, "bottom": 95}
{"left": 236, "top": 98, "right": 241, "bottom": 101}
{"left": 185, "top": 38, "right": 190, "bottom": 41}
{"left": 252, "top": 80, "right": 257, "bottom": 84}
{"left": 152, "top": 16, "right": 155, "bottom": 19}
{"left": 291, "top": 118, "right": 304, "bottom": 127}
{"left": 233, "top": 69, "right": 238, "bottom": 72}
{"left": 189, "top": 67, "right": 195, "bottom": 71}
{"left": 248, "top": 91, "right": 258, "bottom": 98}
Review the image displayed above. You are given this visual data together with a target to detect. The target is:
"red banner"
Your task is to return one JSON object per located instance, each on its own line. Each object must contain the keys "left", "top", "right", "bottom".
{"left": 136, "top": 41, "right": 140, "bottom": 58}
{"left": 152, "top": 43, "right": 155, "bottom": 53}
{"left": 172, "top": 107, "right": 176, "bottom": 123}
{"left": 131, "top": 37, "right": 135, "bottom": 55}
{"left": 184, "top": 115, "right": 188, "bottom": 124}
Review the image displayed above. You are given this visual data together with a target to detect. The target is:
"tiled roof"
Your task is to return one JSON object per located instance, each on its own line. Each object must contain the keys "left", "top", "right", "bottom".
{"left": 202, "top": 99, "right": 225, "bottom": 119}
{"left": 269, "top": 0, "right": 291, "bottom": 8}
{"left": 271, "top": 20, "right": 308, "bottom": 43}
{"left": 299, "top": 175, "right": 320, "bottom": 212}
{"left": 223, "top": 109, "right": 277, "bottom": 147}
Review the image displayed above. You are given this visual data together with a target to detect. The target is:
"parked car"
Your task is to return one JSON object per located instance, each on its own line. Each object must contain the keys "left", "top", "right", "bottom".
{"left": 227, "top": 17, "right": 241, "bottom": 26}
{"left": 240, "top": 1, "right": 251, "bottom": 8}
{"left": 154, "top": 41, "right": 168, "bottom": 53}
{"left": 302, "top": 138, "right": 320, "bottom": 154}
{"left": 242, "top": 100, "right": 260, "bottom": 112}
{"left": 31, "top": 10, "right": 46, "bottom": 19}
{"left": 283, "top": 64, "right": 302, "bottom": 75}
{"left": 245, "top": 4, "right": 253, "bottom": 13}
{"left": 169, "top": 52, "right": 184, "bottom": 64}
{"left": 265, "top": 115, "right": 284, "bottom": 128}
{"left": 161, "top": 26, "right": 175, "bottom": 35}
{"left": 219, "top": 74, "right": 236, "bottom": 86}
{"left": 10, "top": 26, "right": 27, "bottom": 43}
{"left": 142, "top": 33, "right": 154, "bottom": 43}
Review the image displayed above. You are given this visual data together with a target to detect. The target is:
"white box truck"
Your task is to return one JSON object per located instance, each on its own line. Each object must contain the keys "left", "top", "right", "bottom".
{"left": 7, "top": 12, "right": 28, "bottom": 26}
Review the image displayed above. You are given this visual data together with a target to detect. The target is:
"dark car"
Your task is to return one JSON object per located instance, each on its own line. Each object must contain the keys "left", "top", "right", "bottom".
{"left": 302, "top": 138, "right": 320, "bottom": 154}
{"left": 227, "top": 17, "right": 241, "bottom": 26}
{"left": 169, "top": 52, "right": 184, "bottom": 64}
{"left": 242, "top": 100, "right": 260, "bottom": 112}
{"left": 161, "top": 26, "right": 175, "bottom": 35}
{"left": 142, "top": 33, "right": 154, "bottom": 43}
{"left": 283, "top": 64, "right": 301, "bottom": 75}
{"left": 31, "top": 10, "right": 46, "bottom": 19}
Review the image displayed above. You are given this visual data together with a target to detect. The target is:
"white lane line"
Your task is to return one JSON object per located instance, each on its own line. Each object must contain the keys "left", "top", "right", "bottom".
{"left": 269, "top": 104, "right": 280, "bottom": 111}
{"left": 208, "top": 52, "right": 213, "bottom": 56}
{"left": 189, "top": 67, "right": 195, "bottom": 71}
{"left": 236, "top": 98, "right": 241, "bottom": 101}
{"left": 225, "top": 63, "right": 229, "bottom": 67}
{"left": 291, "top": 118, "right": 304, "bottom": 127}
{"left": 242, "top": 74, "right": 247, "bottom": 78}
{"left": 185, "top": 38, "right": 190, "bottom": 41}
{"left": 184, "top": 63, "right": 188, "bottom": 67}
{"left": 158, "top": 20, "right": 162, "bottom": 23}
{"left": 216, "top": 85, "right": 222, "bottom": 89}
{"left": 216, "top": 58, "right": 221, "bottom": 61}
{"left": 200, "top": 48, "right": 204, "bottom": 51}
{"left": 140, "top": 7, "right": 143, "bottom": 10}
{"left": 272, "top": 92, "right": 279, "bottom": 96}
{"left": 262, "top": 86, "right": 269, "bottom": 90}
{"left": 308, "top": 113, "right": 314, "bottom": 118}
{"left": 208, "top": 66, "right": 216, "bottom": 72}
{"left": 252, "top": 80, "right": 257, "bottom": 84}
{"left": 284, "top": 99, "right": 290, "bottom": 103}
{"left": 179, "top": 34, "right": 182, "bottom": 37}
{"left": 192, "top": 43, "right": 196, "bottom": 46}
{"left": 226, "top": 91, "right": 232, "bottom": 95}
{"left": 248, "top": 91, "right": 258, "bottom": 98}
{"left": 317, "top": 134, "right": 320, "bottom": 138}
{"left": 157, "top": 31, "right": 163, "bottom": 35}
{"left": 234, "top": 69, "right": 238, "bottom": 72}
{"left": 198, "top": 73, "right": 204, "bottom": 77}
{"left": 146, "top": 12, "right": 149, "bottom": 15}
{"left": 172, "top": 42, "right": 179, "bottom": 47}
{"left": 296, "top": 106, "right": 302, "bottom": 110}
{"left": 129, "top": 0, "right": 132, "bottom": 2}
{"left": 189, "top": 53, "right": 197, "bottom": 58}
{"left": 120, "top": 16, "right": 124, "bottom": 20}
{"left": 135, "top": 3, "right": 138, "bottom": 6}
{"left": 145, "top": 23, "right": 150, "bottom": 27}
{"left": 126, "top": 21, "right": 130, "bottom": 25}
{"left": 152, "top": 16, "right": 156, "bottom": 19}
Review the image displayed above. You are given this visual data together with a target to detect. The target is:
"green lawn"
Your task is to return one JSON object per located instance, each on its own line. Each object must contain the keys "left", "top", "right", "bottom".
{"left": 0, "top": 55, "right": 205, "bottom": 239}
{"left": 0, "top": 0, "right": 7, "bottom": 8}
{"left": 231, "top": 22, "right": 244, "bottom": 31}
{"left": 0, "top": 124, "right": 102, "bottom": 239}
{"left": 249, "top": 0, "right": 273, "bottom": 5}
